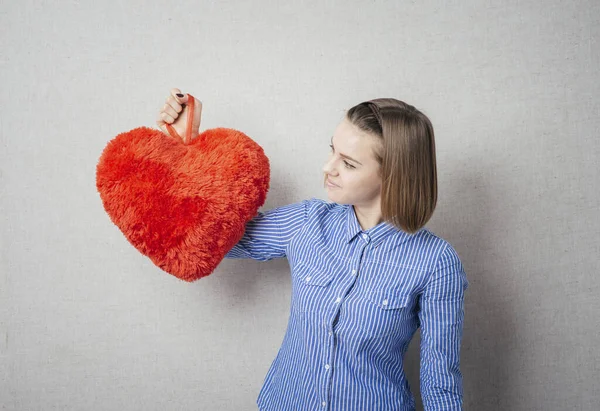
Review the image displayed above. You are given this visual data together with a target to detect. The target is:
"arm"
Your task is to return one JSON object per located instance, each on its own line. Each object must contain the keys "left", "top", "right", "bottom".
{"left": 418, "top": 244, "right": 469, "bottom": 410}
{"left": 223, "top": 198, "right": 313, "bottom": 261}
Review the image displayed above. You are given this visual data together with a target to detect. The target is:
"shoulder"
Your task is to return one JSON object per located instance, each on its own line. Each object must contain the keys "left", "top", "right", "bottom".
{"left": 304, "top": 197, "right": 346, "bottom": 217}
{"left": 417, "top": 229, "right": 468, "bottom": 291}
{"left": 428, "top": 230, "right": 463, "bottom": 271}
{"left": 256, "top": 197, "right": 340, "bottom": 227}
{"left": 404, "top": 228, "right": 465, "bottom": 273}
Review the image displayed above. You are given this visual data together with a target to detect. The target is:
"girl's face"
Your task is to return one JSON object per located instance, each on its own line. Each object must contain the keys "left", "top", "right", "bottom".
{"left": 322, "top": 118, "right": 382, "bottom": 206}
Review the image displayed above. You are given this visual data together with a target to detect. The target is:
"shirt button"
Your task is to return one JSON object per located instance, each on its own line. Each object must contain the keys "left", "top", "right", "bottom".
{"left": 382, "top": 299, "right": 388, "bottom": 306}
{"left": 325, "top": 364, "right": 330, "bottom": 370}
{"left": 362, "top": 234, "right": 368, "bottom": 239}
{"left": 335, "top": 297, "right": 341, "bottom": 303}
{"left": 329, "top": 331, "right": 333, "bottom": 335}
{"left": 305, "top": 276, "right": 311, "bottom": 282}
{"left": 322, "top": 401, "right": 327, "bottom": 407}
{"left": 351, "top": 269, "right": 356, "bottom": 274}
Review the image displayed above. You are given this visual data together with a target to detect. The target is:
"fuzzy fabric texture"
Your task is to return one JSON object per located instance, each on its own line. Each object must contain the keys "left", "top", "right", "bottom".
{"left": 96, "top": 126, "right": 270, "bottom": 282}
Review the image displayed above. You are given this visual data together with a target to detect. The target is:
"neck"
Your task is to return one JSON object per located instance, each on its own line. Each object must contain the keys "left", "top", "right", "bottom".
{"left": 353, "top": 203, "right": 383, "bottom": 231}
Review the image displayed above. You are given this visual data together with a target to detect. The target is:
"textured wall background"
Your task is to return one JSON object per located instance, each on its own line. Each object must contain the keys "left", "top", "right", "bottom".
{"left": 1, "top": 0, "right": 598, "bottom": 410}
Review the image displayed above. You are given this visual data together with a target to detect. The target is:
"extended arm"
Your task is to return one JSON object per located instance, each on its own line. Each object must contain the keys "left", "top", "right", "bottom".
{"left": 223, "top": 198, "right": 313, "bottom": 261}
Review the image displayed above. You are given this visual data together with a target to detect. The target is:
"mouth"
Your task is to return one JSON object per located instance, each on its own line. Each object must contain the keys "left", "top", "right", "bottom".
{"left": 326, "top": 178, "right": 339, "bottom": 188}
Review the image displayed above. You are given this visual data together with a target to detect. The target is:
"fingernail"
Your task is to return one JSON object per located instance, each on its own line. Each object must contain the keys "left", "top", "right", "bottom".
{"left": 176, "top": 93, "right": 184, "bottom": 98}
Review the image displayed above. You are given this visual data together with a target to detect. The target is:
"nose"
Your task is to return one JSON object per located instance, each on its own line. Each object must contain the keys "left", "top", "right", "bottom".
{"left": 322, "top": 156, "right": 337, "bottom": 176}
{"left": 322, "top": 164, "right": 336, "bottom": 177}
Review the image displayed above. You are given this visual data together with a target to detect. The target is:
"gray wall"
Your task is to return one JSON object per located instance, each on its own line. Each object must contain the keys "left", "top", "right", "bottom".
{"left": 1, "top": 0, "right": 598, "bottom": 410}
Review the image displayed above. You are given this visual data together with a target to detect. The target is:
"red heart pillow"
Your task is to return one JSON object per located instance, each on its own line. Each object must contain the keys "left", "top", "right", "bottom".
{"left": 96, "top": 96, "right": 270, "bottom": 282}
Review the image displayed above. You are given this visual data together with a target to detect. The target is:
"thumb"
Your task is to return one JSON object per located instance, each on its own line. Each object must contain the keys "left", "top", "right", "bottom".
{"left": 175, "top": 92, "right": 188, "bottom": 105}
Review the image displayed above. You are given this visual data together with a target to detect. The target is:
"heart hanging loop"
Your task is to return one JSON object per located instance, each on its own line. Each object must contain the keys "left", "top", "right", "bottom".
{"left": 165, "top": 93, "right": 196, "bottom": 145}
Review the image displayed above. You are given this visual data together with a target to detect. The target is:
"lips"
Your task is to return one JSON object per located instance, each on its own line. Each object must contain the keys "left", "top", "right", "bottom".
{"left": 327, "top": 177, "right": 339, "bottom": 187}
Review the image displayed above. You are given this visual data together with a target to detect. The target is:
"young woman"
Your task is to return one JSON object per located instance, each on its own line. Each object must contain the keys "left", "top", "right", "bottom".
{"left": 157, "top": 89, "right": 469, "bottom": 411}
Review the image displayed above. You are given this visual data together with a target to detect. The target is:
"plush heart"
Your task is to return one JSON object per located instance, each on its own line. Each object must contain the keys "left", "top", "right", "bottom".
{"left": 96, "top": 96, "right": 270, "bottom": 282}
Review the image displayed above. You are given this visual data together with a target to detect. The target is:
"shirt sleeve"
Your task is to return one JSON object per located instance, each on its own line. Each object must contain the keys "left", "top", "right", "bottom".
{"left": 418, "top": 243, "right": 469, "bottom": 410}
{"left": 223, "top": 198, "right": 313, "bottom": 261}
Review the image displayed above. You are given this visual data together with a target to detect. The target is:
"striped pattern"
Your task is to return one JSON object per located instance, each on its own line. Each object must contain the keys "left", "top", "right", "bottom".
{"left": 225, "top": 198, "right": 469, "bottom": 410}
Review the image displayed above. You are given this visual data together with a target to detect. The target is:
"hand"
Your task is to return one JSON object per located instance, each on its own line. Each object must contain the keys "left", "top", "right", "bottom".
{"left": 156, "top": 88, "right": 203, "bottom": 142}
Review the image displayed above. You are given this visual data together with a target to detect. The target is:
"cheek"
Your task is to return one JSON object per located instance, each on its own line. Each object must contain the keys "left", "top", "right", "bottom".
{"left": 343, "top": 171, "right": 362, "bottom": 187}
{"left": 351, "top": 170, "right": 379, "bottom": 189}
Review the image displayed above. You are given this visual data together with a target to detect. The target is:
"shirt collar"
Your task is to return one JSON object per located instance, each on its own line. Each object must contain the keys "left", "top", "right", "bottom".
{"left": 345, "top": 204, "right": 407, "bottom": 248}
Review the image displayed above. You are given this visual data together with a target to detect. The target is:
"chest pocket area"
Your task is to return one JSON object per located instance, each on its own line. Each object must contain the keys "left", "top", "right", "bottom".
{"left": 291, "top": 260, "right": 336, "bottom": 314}
{"left": 359, "top": 288, "right": 414, "bottom": 338}
{"left": 368, "top": 289, "right": 412, "bottom": 310}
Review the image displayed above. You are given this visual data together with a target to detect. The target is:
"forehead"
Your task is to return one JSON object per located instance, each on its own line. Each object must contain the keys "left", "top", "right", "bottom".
{"left": 332, "top": 118, "right": 378, "bottom": 163}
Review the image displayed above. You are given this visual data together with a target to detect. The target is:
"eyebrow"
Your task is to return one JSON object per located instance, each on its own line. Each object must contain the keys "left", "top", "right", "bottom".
{"left": 330, "top": 136, "right": 363, "bottom": 165}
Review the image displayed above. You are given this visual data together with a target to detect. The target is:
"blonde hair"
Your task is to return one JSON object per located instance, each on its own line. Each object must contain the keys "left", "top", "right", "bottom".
{"left": 343, "top": 98, "right": 438, "bottom": 234}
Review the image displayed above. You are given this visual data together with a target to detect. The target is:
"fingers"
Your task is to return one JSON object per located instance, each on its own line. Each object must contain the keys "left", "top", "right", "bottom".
{"left": 165, "top": 90, "right": 183, "bottom": 118}
{"left": 155, "top": 113, "right": 169, "bottom": 134}
{"left": 155, "top": 89, "right": 198, "bottom": 140}
{"left": 155, "top": 113, "right": 166, "bottom": 128}
{"left": 171, "top": 88, "right": 188, "bottom": 104}
{"left": 155, "top": 107, "right": 175, "bottom": 132}
{"left": 156, "top": 88, "right": 186, "bottom": 129}
{"left": 162, "top": 101, "right": 180, "bottom": 119}
{"left": 159, "top": 111, "right": 175, "bottom": 124}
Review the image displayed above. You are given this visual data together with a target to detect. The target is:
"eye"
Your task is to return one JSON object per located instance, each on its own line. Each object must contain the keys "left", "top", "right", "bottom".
{"left": 329, "top": 144, "right": 355, "bottom": 169}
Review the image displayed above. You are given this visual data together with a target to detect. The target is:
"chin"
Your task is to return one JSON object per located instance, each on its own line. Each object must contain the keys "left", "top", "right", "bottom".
{"left": 326, "top": 190, "right": 350, "bottom": 204}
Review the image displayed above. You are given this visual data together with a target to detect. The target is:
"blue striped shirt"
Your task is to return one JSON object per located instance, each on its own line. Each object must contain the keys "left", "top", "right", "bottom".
{"left": 224, "top": 197, "right": 469, "bottom": 410}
